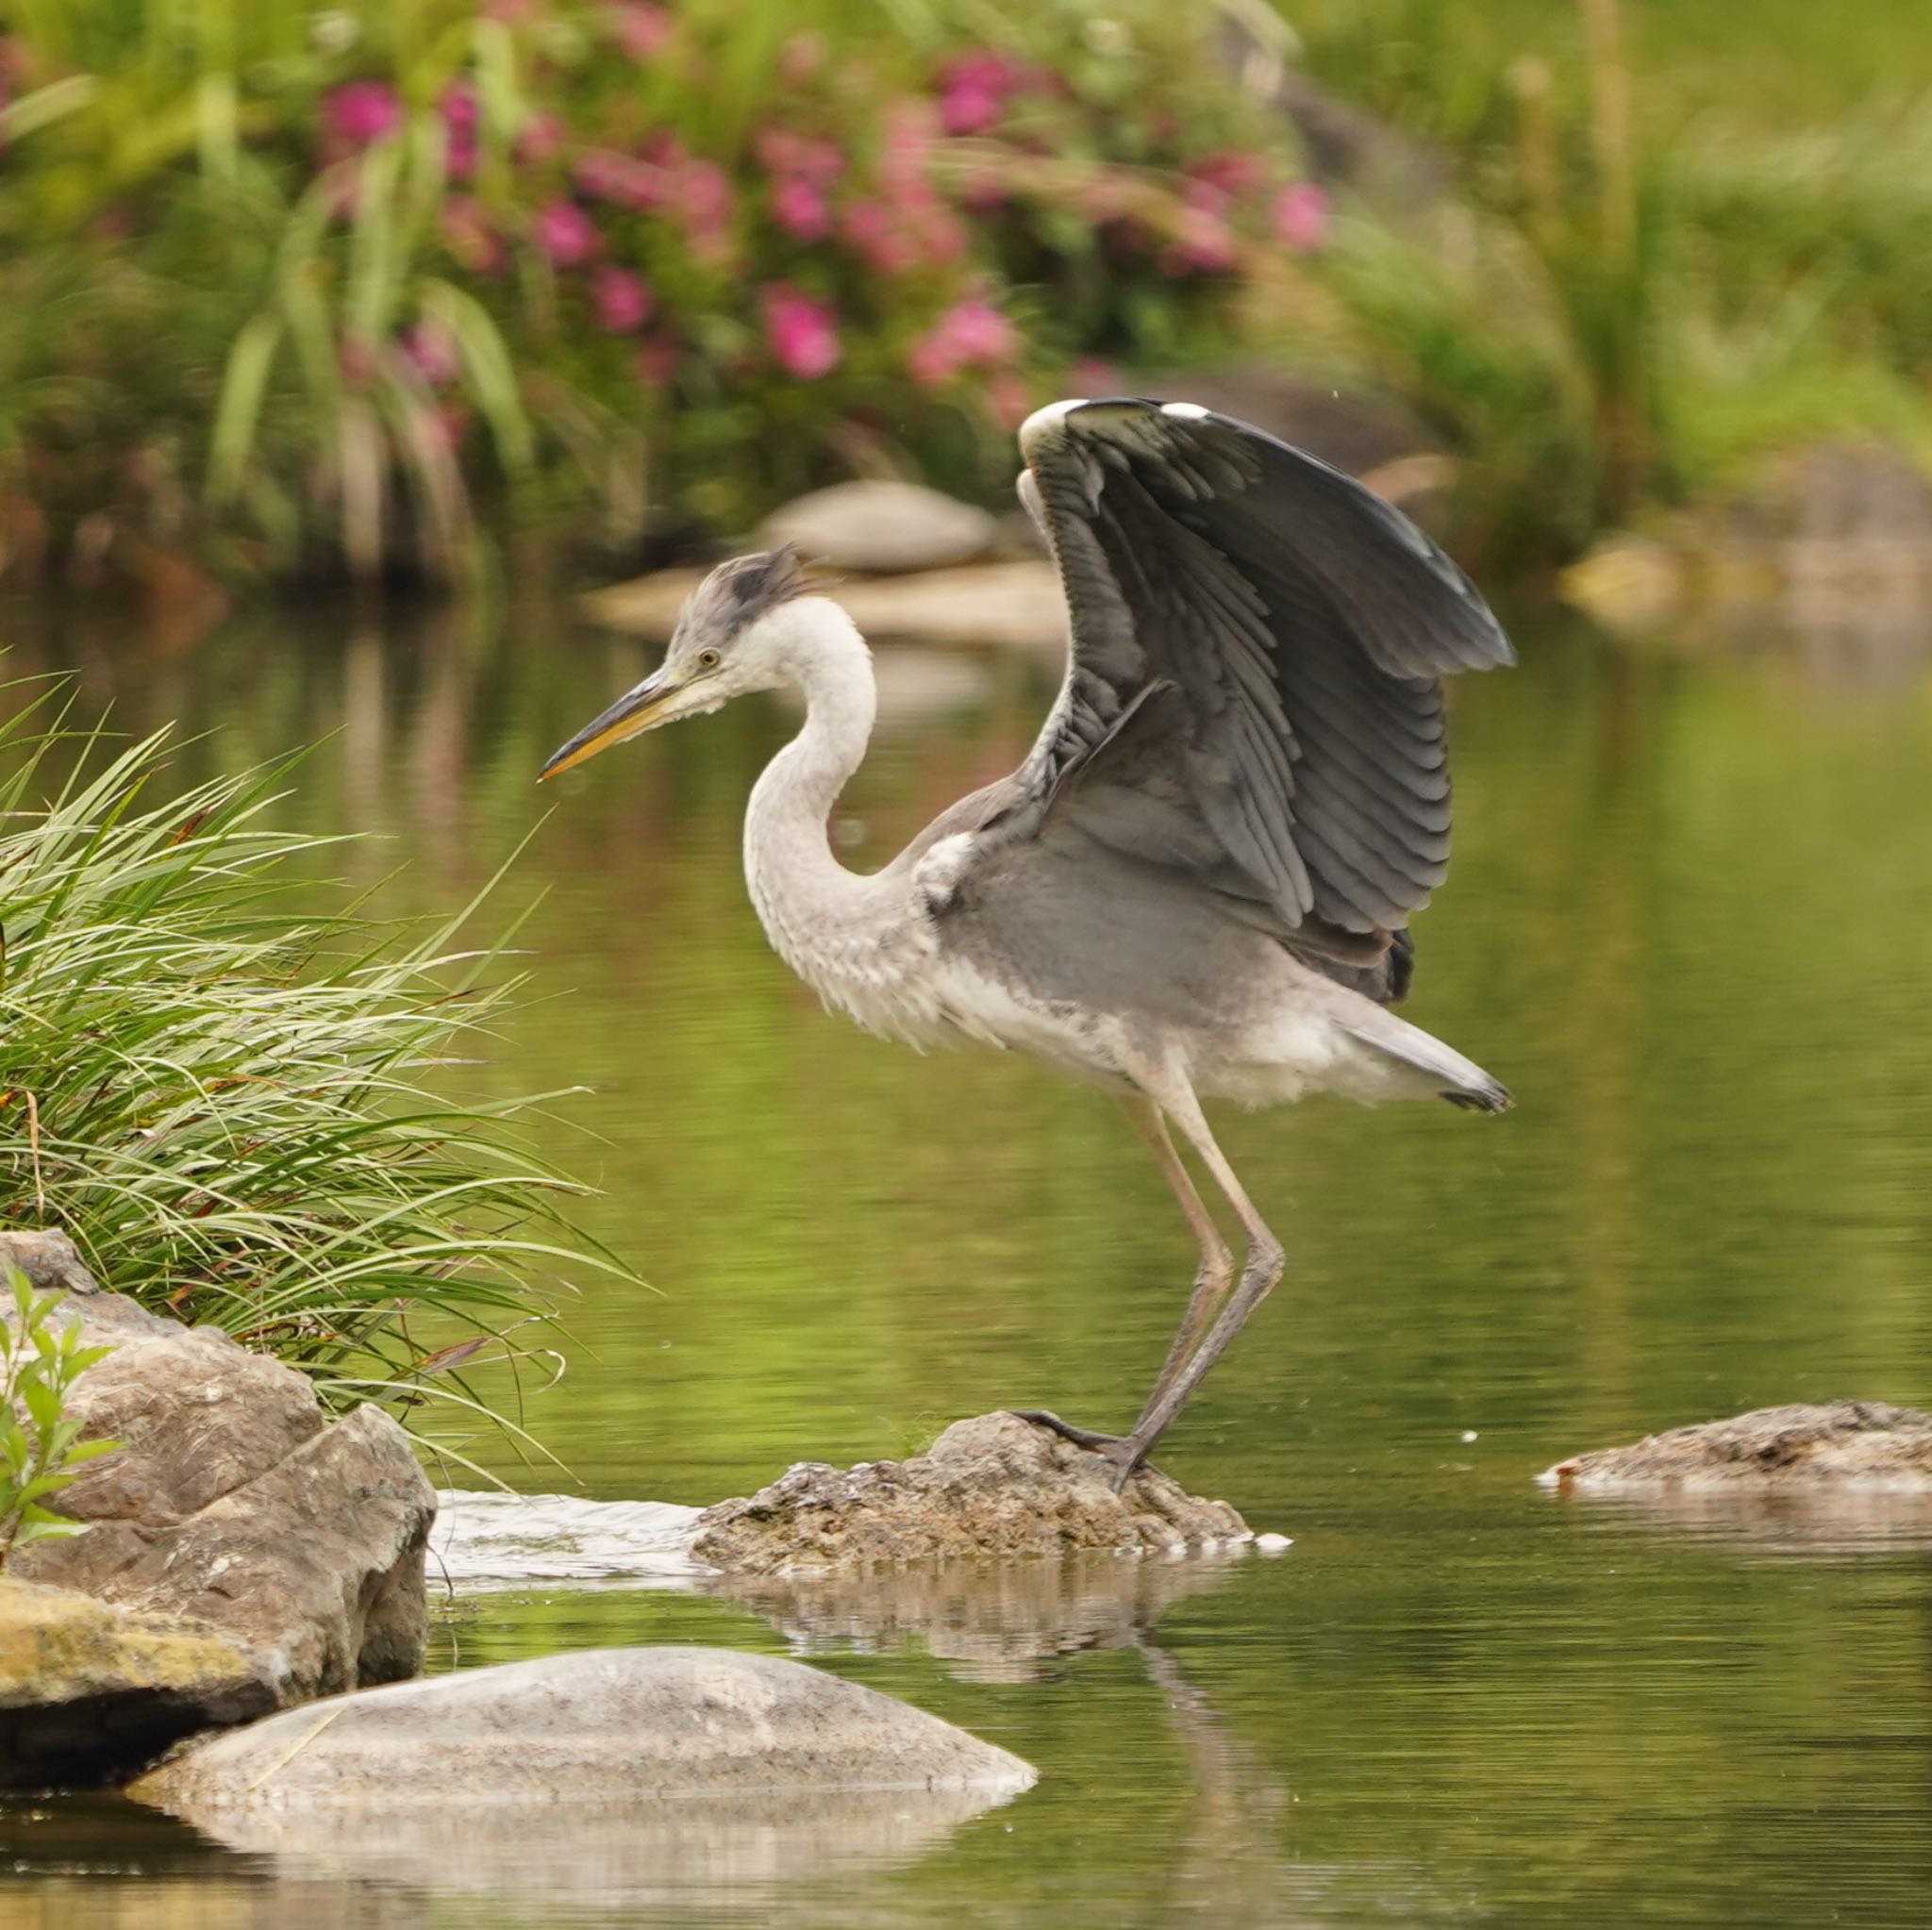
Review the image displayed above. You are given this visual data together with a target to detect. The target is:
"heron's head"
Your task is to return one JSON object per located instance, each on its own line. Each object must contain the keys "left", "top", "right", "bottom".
{"left": 539, "top": 546, "right": 812, "bottom": 780}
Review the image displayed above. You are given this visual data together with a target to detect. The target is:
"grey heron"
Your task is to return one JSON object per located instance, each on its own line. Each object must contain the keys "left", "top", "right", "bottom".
{"left": 541, "top": 398, "right": 1514, "bottom": 1478}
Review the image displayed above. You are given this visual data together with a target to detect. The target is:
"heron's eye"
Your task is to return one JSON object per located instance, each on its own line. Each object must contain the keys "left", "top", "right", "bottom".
{"left": 695, "top": 649, "right": 721, "bottom": 671}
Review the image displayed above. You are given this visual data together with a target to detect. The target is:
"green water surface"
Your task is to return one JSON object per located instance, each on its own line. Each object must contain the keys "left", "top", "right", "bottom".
{"left": 4, "top": 590, "right": 1931, "bottom": 1927}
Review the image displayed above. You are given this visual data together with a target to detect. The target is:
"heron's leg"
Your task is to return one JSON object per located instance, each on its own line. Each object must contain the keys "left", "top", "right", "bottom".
{"left": 1114, "top": 1084, "right": 1285, "bottom": 1480}
{"left": 1008, "top": 1094, "right": 1233, "bottom": 1458}
{"left": 1120, "top": 1093, "right": 1236, "bottom": 1428}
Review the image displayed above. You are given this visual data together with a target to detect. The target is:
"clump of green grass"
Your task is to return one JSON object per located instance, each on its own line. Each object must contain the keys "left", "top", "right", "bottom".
{"left": 0, "top": 685, "right": 629, "bottom": 1474}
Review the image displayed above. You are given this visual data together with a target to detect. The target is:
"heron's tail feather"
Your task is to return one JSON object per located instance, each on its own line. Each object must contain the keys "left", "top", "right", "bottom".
{"left": 1339, "top": 1018, "right": 1513, "bottom": 1113}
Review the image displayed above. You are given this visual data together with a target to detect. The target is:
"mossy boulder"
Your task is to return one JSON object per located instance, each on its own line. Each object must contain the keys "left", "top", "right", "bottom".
{"left": 0, "top": 1578, "right": 271, "bottom": 1789}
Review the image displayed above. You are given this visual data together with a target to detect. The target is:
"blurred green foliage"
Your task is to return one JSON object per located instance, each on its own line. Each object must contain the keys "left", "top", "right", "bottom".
{"left": 1279, "top": 0, "right": 1932, "bottom": 563}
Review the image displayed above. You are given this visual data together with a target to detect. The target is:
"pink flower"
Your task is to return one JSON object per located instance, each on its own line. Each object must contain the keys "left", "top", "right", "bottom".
{"left": 401, "top": 317, "right": 460, "bottom": 387}
{"left": 934, "top": 51, "right": 1033, "bottom": 136}
{"left": 880, "top": 98, "right": 939, "bottom": 197}
{"left": 591, "top": 266, "right": 652, "bottom": 333}
{"left": 675, "top": 159, "right": 735, "bottom": 262}
{"left": 755, "top": 129, "right": 845, "bottom": 187}
{"left": 634, "top": 337, "right": 679, "bottom": 388}
{"left": 516, "top": 111, "right": 564, "bottom": 165}
{"left": 1272, "top": 181, "right": 1330, "bottom": 254}
{"left": 440, "top": 195, "right": 505, "bottom": 274}
{"left": 677, "top": 159, "right": 734, "bottom": 231}
{"left": 1189, "top": 151, "right": 1270, "bottom": 199}
{"left": 1182, "top": 176, "right": 1232, "bottom": 221}
{"left": 760, "top": 284, "right": 841, "bottom": 381}
{"left": 771, "top": 174, "right": 830, "bottom": 241}
{"left": 325, "top": 80, "right": 402, "bottom": 149}
{"left": 986, "top": 370, "right": 1031, "bottom": 428}
{"left": 575, "top": 150, "right": 664, "bottom": 209}
{"left": 840, "top": 192, "right": 963, "bottom": 276}
{"left": 339, "top": 336, "right": 379, "bottom": 388}
{"left": 536, "top": 200, "right": 599, "bottom": 267}
{"left": 438, "top": 84, "right": 478, "bottom": 178}
{"left": 841, "top": 199, "right": 912, "bottom": 275}
{"left": 779, "top": 33, "right": 825, "bottom": 85}
{"left": 907, "top": 296, "right": 1018, "bottom": 388}
{"left": 1162, "top": 205, "right": 1238, "bottom": 275}
{"left": 609, "top": 2, "right": 674, "bottom": 60}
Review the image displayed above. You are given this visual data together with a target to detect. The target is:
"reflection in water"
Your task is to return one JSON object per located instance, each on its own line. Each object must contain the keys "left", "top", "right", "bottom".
{"left": 711, "top": 1550, "right": 1246, "bottom": 1684}
{"left": 8, "top": 593, "right": 1932, "bottom": 1928}
{"left": 1548, "top": 1484, "right": 1932, "bottom": 1559}
{"left": 160, "top": 1786, "right": 1029, "bottom": 1918}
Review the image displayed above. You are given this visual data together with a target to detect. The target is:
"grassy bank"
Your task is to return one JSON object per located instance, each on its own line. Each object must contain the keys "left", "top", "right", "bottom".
{"left": 0, "top": 688, "right": 627, "bottom": 1473}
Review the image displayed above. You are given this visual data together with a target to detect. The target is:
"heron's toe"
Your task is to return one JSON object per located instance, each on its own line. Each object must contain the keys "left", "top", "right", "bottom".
{"left": 1007, "top": 1408, "right": 1128, "bottom": 1455}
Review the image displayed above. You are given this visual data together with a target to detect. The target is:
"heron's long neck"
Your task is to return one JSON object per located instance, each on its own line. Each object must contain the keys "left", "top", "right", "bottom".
{"left": 743, "top": 600, "right": 881, "bottom": 972}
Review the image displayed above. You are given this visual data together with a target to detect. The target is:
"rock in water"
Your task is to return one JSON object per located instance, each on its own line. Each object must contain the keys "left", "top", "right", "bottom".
{"left": 1541, "top": 1401, "right": 1932, "bottom": 1489}
{"left": 693, "top": 1411, "right": 1251, "bottom": 1573}
{"left": 0, "top": 1229, "right": 434, "bottom": 1708}
{"left": 129, "top": 1648, "right": 1036, "bottom": 1815}
{"left": 0, "top": 1579, "right": 273, "bottom": 1789}
{"left": 758, "top": 480, "right": 998, "bottom": 574}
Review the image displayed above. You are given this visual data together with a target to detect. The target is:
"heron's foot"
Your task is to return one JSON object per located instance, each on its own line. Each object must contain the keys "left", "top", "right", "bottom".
{"left": 1005, "top": 1409, "right": 1157, "bottom": 1489}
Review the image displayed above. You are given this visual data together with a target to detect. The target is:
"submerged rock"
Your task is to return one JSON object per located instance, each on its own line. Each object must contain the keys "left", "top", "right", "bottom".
{"left": 693, "top": 1411, "right": 1252, "bottom": 1574}
{"left": 130, "top": 1647, "right": 1035, "bottom": 1815}
{"left": 1, "top": 1229, "right": 434, "bottom": 1710}
{"left": 758, "top": 479, "right": 999, "bottom": 574}
{"left": 0, "top": 1579, "right": 272, "bottom": 1789}
{"left": 1541, "top": 1401, "right": 1932, "bottom": 1489}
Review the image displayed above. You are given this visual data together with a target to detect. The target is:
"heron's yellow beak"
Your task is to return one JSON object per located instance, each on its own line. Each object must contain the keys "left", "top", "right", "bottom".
{"left": 538, "top": 666, "right": 684, "bottom": 781}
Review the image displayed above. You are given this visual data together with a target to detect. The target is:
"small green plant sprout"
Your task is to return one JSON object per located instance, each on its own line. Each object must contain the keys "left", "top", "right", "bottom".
{"left": 0, "top": 1267, "right": 120, "bottom": 1570}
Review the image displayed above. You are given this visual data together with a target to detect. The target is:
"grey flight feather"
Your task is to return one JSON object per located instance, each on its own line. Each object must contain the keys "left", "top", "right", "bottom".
{"left": 975, "top": 400, "right": 1513, "bottom": 990}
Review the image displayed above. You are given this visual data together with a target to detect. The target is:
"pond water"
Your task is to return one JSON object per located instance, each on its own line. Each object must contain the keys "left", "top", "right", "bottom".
{"left": 5, "top": 586, "right": 1932, "bottom": 1927}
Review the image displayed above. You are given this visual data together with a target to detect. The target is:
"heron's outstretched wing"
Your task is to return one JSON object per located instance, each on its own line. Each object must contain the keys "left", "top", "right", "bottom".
{"left": 986, "top": 398, "right": 1512, "bottom": 950}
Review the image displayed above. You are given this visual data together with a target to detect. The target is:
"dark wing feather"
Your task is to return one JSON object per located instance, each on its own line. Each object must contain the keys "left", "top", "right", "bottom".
{"left": 985, "top": 399, "right": 1511, "bottom": 984}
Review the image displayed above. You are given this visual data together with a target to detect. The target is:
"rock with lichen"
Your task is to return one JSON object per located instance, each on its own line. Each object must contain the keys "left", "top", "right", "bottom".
{"left": 693, "top": 1410, "right": 1251, "bottom": 1574}
{"left": 1540, "top": 1401, "right": 1932, "bottom": 1489}
{"left": 0, "top": 1577, "right": 272, "bottom": 1789}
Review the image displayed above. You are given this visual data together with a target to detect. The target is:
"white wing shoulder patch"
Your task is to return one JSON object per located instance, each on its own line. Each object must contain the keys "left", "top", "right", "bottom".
{"left": 912, "top": 832, "right": 978, "bottom": 915}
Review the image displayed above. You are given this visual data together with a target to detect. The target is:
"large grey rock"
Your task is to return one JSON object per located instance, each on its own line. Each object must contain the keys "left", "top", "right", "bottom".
{"left": 0, "top": 1578, "right": 272, "bottom": 1789}
{"left": 1, "top": 1229, "right": 434, "bottom": 1707}
{"left": 758, "top": 479, "right": 998, "bottom": 574}
{"left": 129, "top": 1646, "right": 1036, "bottom": 1816}
{"left": 693, "top": 1411, "right": 1252, "bottom": 1574}
{"left": 1541, "top": 1401, "right": 1932, "bottom": 1489}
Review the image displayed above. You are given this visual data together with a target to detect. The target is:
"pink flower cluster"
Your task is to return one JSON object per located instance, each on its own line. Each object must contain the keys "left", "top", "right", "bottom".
{"left": 574, "top": 134, "right": 734, "bottom": 262}
{"left": 758, "top": 129, "right": 843, "bottom": 242}
{"left": 309, "top": 21, "right": 1324, "bottom": 440}
{"left": 908, "top": 297, "right": 1018, "bottom": 389}
{"left": 1271, "top": 181, "right": 1330, "bottom": 254}
{"left": 934, "top": 50, "right": 1041, "bottom": 136}
{"left": 839, "top": 102, "right": 964, "bottom": 275}
{"left": 324, "top": 80, "right": 402, "bottom": 151}
{"left": 761, "top": 284, "right": 840, "bottom": 380}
